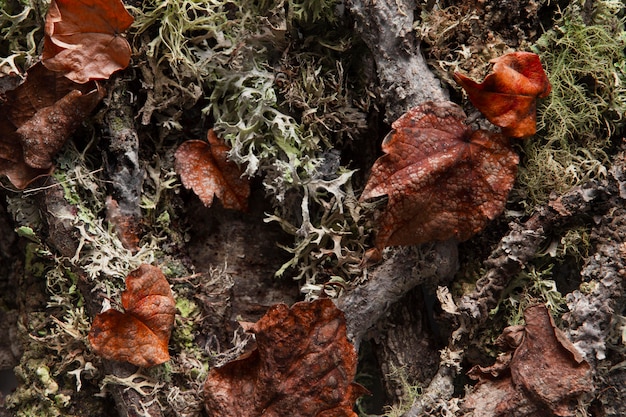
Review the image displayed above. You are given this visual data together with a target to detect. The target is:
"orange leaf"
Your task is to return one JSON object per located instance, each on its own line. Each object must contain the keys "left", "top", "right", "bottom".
{"left": 42, "top": 0, "right": 134, "bottom": 83}
{"left": 204, "top": 299, "right": 367, "bottom": 417}
{"left": 454, "top": 51, "right": 551, "bottom": 137}
{"left": 175, "top": 129, "right": 250, "bottom": 211}
{"left": 88, "top": 264, "right": 176, "bottom": 368}
{"left": 360, "top": 101, "right": 519, "bottom": 259}
{"left": 0, "top": 63, "right": 104, "bottom": 188}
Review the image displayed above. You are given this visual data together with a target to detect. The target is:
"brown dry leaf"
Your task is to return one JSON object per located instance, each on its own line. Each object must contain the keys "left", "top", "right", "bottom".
{"left": 462, "top": 305, "right": 592, "bottom": 417}
{"left": 454, "top": 52, "right": 551, "bottom": 137}
{"left": 360, "top": 101, "right": 519, "bottom": 260}
{"left": 204, "top": 298, "right": 367, "bottom": 417}
{"left": 42, "top": 0, "right": 134, "bottom": 83}
{"left": 175, "top": 129, "right": 250, "bottom": 211}
{"left": 0, "top": 63, "right": 104, "bottom": 188}
{"left": 88, "top": 264, "right": 176, "bottom": 368}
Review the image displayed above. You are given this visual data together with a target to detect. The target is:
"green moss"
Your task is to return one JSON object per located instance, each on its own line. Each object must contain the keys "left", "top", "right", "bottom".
{"left": 519, "top": 0, "right": 626, "bottom": 207}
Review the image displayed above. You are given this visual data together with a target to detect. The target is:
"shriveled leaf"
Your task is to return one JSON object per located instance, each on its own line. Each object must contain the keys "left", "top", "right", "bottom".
{"left": 204, "top": 299, "right": 367, "bottom": 417}
{"left": 462, "top": 305, "right": 592, "bottom": 417}
{"left": 42, "top": 0, "right": 134, "bottom": 83}
{"left": 511, "top": 304, "right": 592, "bottom": 416}
{"left": 454, "top": 52, "right": 551, "bottom": 137}
{"left": 0, "top": 63, "right": 104, "bottom": 188}
{"left": 175, "top": 129, "right": 250, "bottom": 211}
{"left": 88, "top": 264, "right": 176, "bottom": 367}
{"left": 17, "top": 87, "right": 104, "bottom": 169}
{"left": 360, "top": 101, "right": 519, "bottom": 259}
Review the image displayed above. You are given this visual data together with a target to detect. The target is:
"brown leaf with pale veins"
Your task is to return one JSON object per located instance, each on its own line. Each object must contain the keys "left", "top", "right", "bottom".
{"left": 43, "top": 0, "right": 134, "bottom": 83}
{"left": 175, "top": 129, "right": 250, "bottom": 211}
{"left": 360, "top": 101, "right": 519, "bottom": 260}
{"left": 204, "top": 299, "right": 367, "bottom": 417}
{"left": 88, "top": 264, "right": 176, "bottom": 368}
{"left": 462, "top": 305, "right": 592, "bottom": 417}
{"left": 0, "top": 63, "right": 104, "bottom": 188}
{"left": 454, "top": 52, "right": 551, "bottom": 137}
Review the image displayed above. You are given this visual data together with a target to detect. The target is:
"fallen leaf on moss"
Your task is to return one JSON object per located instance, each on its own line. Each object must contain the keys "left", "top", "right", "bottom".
{"left": 42, "top": 0, "right": 134, "bottom": 83}
{"left": 175, "top": 129, "right": 250, "bottom": 211}
{"left": 360, "top": 101, "right": 519, "bottom": 260}
{"left": 0, "top": 63, "right": 104, "bottom": 188}
{"left": 204, "top": 298, "right": 367, "bottom": 417}
{"left": 88, "top": 264, "right": 176, "bottom": 368}
{"left": 462, "top": 304, "right": 592, "bottom": 417}
{"left": 454, "top": 51, "right": 551, "bottom": 137}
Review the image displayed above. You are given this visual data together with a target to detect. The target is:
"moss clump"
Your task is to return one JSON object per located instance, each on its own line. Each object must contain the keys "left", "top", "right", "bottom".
{"left": 519, "top": 0, "right": 626, "bottom": 207}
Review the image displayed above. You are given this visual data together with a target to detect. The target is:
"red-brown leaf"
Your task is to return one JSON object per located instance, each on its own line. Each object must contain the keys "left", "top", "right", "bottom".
{"left": 88, "top": 264, "right": 176, "bottom": 368}
{"left": 463, "top": 305, "right": 592, "bottom": 417}
{"left": 0, "top": 63, "right": 104, "bottom": 188}
{"left": 204, "top": 299, "right": 367, "bottom": 417}
{"left": 454, "top": 51, "right": 551, "bottom": 137}
{"left": 42, "top": 0, "right": 134, "bottom": 83}
{"left": 175, "top": 129, "right": 250, "bottom": 211}
{"left": 360, "top": 101, "right": 519, "bottom": 258}
{"left": 17, "top": 87, "right": 104, "bottom": 169}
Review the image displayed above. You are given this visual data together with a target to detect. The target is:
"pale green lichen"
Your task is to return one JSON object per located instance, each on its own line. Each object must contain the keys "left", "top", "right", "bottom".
{"left": 132, "top": 0, "right": 371, "bottom": 290}
{"left": 0, "top": 0, "right": 43, "bottom": 73}
{"left": 5, "top": 247, "right": 92, "bottom": 417}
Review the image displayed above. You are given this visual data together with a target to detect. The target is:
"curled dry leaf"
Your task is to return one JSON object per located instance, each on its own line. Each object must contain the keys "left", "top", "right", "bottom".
{"left": 175, "top": 129, "right": 250, "bottom": 211}
{"left": 360, "top": 101, "right": 519, "bottom": 260}
{"left": 43, "top": 0, "right": 134, "bottom": 83}
{"left": 454, "top": 51, "right": 551, "bottom": 137}
{"left": 0, "top": 63, "right": 104, "bottom": 188}
{"left": 88, "top": 264, "right": 176, "bottom": 368}
{"left": 204, "top": 298, "right": 367, "bottom": 417}
{"left": 463, "top": 304, "right": 592, "bottom": 417}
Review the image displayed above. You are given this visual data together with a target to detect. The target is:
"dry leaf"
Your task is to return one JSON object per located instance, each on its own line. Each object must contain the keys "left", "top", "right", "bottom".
{"left": 17, "top": 88, "right": 103, "bottom": 169}
{"left": 42, "top": 0, "right": 134, "bottom": 83}
{"left": 0, "top": 63, "right": 104, "bottom": 188}
{"left": 175, "top": 129, "right": 250, "bottom": 211}
{"left": 204, "top": 299, "right": 367, "bottom": 417}
{"left": 88, "top": 264, "right": 176, "bottom": 368}
{"left": 454, "top": 51, "right": 551, "bottom": 137}
{"left": 462, "top": 305, "right": 592, "bottom": 417}
{"left": 360, "top": 101, "right": 519, "bottom": 260}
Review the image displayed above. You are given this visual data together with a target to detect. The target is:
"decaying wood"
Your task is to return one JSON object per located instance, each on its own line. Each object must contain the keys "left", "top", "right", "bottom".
{"left": 346, "top": 0, "right": 448, "bottom": 122}
{"left": 563, "top": 154, "right": 626, "bottom": 366}
{"left": 337, "top": 241, "right": 458, "bottom": 350}
{"left": 458, "top": 178, "right": 609, "bottom": 326}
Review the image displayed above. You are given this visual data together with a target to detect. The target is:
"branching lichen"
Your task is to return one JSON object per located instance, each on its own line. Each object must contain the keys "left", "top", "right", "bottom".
{"left": 0, "top": 0, "right": 43, "bottom": 73}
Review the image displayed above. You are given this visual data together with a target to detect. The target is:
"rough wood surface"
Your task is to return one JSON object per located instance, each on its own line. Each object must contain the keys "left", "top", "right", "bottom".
{"left": 346, "top": 0, "right": 448, "bottom": 122}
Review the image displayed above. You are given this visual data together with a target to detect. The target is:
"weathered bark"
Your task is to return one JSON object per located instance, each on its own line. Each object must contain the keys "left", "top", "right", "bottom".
{"left": 337, "top": 241, "right": 458, "bottom": 350}
{"left": 346, "top": 0, "right": 448, "bottom": 122}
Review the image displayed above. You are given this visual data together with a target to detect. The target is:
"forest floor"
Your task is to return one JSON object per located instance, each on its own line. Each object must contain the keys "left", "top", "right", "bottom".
{"left": 1, "top": 0, "right": 626, "bottom": 416}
